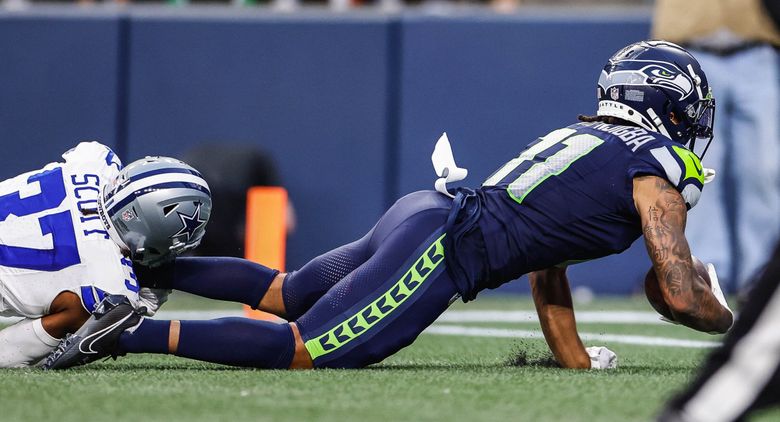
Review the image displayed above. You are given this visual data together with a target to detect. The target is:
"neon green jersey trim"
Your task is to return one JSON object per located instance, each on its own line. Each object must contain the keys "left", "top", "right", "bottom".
{"left": 507, "top": 135, "right": 603, "bottom": 205}
{"left": 671, "top": 145, "right": 704, "bottom": 185}
{"left": 304, "top": 233, "right": 446, "bottom": 361}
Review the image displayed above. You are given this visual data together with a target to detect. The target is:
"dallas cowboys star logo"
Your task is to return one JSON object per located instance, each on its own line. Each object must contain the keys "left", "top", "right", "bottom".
{"left": 172, "top": 203, "right": 207, "bottom": 241}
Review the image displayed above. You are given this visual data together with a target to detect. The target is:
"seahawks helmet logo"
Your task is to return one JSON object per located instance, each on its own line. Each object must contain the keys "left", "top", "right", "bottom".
{"left": 639, "top": 64, "right": 694, "bottom": 100}
{"left": 599, "top": 61, "right": 695, "bottom": 102}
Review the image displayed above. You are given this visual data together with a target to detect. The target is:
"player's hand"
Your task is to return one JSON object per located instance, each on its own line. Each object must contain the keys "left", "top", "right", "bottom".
{"left": 138, "top": 288, "right": 171, "bottom": 316}
{"left": 586, "top": 346, "right": 618, "bottom": 369}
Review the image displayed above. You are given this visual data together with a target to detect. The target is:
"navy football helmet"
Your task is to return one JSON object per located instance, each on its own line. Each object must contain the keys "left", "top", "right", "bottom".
{"left": 597, "top": 40, "right": 715, "bottom": 158}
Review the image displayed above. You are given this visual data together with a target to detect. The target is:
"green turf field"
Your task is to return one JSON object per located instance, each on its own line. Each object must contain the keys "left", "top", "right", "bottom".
{"left": 1, "top": 295, "right": 777, "bottom": 422}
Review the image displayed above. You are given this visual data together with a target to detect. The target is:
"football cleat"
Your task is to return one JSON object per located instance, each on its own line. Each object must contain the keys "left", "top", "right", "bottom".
{"left": 43, "top": 295, "right": 145, "bottom": 370}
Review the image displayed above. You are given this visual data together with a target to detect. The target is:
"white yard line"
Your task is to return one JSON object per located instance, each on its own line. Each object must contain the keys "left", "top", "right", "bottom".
{"left": 424, "top": 325, "right": 720, "bottom": 349}
{"left": 438, "top": 310, "right": 665, "bottom": 324}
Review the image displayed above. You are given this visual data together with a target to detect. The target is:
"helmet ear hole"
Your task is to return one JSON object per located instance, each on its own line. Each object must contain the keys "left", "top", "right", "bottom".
{"left": 163, "top": 204, "right": 178, "bottom": 216}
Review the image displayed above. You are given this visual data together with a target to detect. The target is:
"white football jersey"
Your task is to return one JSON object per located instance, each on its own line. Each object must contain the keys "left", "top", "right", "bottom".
{"left": 0, "top": 142, "right": 141, "bottom": 318}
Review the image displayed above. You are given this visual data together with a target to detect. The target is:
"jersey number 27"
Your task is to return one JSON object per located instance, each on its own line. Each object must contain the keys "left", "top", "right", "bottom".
{"left": 483, "top": 128, "right": 603, "bottom": 203}
{"left": 0, "top": 167, "right": 80, "bottom": 271}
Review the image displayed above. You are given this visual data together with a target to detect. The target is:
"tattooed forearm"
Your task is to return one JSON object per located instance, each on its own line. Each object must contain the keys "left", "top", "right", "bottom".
{"left": 635, "top": 176, "right": 732, "bottom": 333}
{"left": 642, "top": 177, "right": 690, "bottom": 301}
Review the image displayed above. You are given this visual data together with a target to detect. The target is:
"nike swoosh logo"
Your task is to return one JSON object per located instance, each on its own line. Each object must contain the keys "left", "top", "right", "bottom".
{"left": 77, "top": 312, "right": 135, "bottom": 355}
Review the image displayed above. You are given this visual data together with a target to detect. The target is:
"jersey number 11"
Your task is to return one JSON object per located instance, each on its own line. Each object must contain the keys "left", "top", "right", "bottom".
{"left": 482, "top": 128, "right": 604, "bottom": 204}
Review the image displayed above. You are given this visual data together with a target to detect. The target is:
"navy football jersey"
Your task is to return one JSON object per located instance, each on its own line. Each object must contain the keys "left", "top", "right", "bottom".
{"left": 445, "top": 121, "right": 705, "bottom": 300}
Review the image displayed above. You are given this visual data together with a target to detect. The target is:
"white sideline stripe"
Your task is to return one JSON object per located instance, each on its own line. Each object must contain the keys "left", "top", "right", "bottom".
{"left": 424, "top": 325, "right": 720, "bottom": 349}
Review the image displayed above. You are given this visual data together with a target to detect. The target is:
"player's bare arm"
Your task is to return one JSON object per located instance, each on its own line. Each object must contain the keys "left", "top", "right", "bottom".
{"left": 43, "top": 292, "right": 90, "bottom": 339}
{"left": 528, "top": 267, "right": 590, "bottom": 369}
{"left": 633, "top": 175, "right": 732, "bottom": 333}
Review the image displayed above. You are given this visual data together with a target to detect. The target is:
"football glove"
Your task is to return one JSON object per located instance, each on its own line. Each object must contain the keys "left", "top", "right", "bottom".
{"left": 706, "top": 263, "right": 734, "bottom": 333}
{"left": 586, "top": 346, "right": 618, "bottom": 369}
{"left": 137, "top": 287, "right": 171, "bottom": 317}
{"left": 703, "top": 167, "right": 716, "bottom": 184}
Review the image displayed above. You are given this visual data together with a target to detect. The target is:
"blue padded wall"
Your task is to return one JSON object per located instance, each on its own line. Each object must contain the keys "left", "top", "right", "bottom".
{"left": 0, "top": 9, "right": 658, "bottom": 291}
{"left": 124, "top": 15, "right": 392, "bottom": 268}
{"left": 0, "top": 12, "right": 121, "bottom": 180}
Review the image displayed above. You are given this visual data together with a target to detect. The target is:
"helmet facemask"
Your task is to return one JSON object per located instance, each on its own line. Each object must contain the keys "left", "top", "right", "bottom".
{"left": 680, "top": 91, "right": 716, "bottom": 160}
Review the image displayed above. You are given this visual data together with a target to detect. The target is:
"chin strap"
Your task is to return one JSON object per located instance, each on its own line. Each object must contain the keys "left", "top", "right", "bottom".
{"left": 431, "top": 132, "right": 468, "bottom": 198}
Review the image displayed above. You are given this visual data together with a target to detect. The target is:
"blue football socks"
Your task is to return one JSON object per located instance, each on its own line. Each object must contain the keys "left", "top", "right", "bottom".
{"left": 119, "top": 317, "right": 295, "bottom": 369}
{"left": 138, "top": 257, "right": 279, "bottom": 308}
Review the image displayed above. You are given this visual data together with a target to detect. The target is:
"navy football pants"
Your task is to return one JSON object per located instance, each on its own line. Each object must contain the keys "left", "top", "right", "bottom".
{"left": 286, "top": 191, "right": 460, "bottom": 368}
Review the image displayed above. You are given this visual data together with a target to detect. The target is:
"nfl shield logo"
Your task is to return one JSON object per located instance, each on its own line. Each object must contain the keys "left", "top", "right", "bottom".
{"left": 121, "top": 209, "right": 136, "bottom": 222}
{"left": 610, "top": 87, "right": 620, "bottom": 101}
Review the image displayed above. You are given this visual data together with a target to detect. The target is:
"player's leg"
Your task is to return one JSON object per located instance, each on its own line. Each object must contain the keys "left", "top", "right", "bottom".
{"left": 118, "top": 317, "right": 299, "bottom": 369}
{"left": 48, "top": 191, "right": 455, "bottom": 370}
{"left": 133, "top": 235, "right": 372, "bottom": 319}
{"left": 135, "top": 191, "right": 450, "bottom": 321}
{"left": 292, "top": 199, "right": 459, "bottom": 368}
{"left": 122, "top": 236, "right": 453, "bottom": 369}
{"left": 297, "top": 239, "right": 458, "bottom": 369}
{"left": 279, "top": 191, "right": 456, "bottom": 321}
{"left": 0, "top": 291, "right": 87, "bottom": 368}
{"left": 0, "top": 319, "right": 60, "bottom": 368}
{"left": 660, "top": 243, "right": 780, "bottom": 421}
{"left": 134, "top": 221, "right": 379, "bottom": 319}
{"left": 133, "top": 256, "right": 282, "bottom": 312}
{"left": 268, "top": 233, "right": 374, "bottom": 319}
{"left": 123, "top": 192, "right": 454, "bottom": 368}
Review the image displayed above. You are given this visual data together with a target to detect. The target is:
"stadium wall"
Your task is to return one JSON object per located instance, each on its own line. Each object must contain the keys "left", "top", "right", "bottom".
{"left": 0, "top": 8, "right": 652, "bottom": 293}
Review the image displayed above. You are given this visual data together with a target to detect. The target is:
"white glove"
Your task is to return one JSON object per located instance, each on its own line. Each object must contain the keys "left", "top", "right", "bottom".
{"left": 431, "top": 132, "right": 468, "bottom": 198}
{"left": 703, "top": 167, "right": 716, "bottom": 184}
{"left": 706, "top": 263, "right": 734, "bottom": 332}
{"left": 586, "top": 346, "right": 618, "bottom": 369}
{"left": 137, "top": 288, "right": 171, "bottom": 317}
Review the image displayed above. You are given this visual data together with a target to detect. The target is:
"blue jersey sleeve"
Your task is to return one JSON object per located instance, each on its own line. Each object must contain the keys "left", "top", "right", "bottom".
{"left": 628, "top": 143, "right": 705, "bottom": 209}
